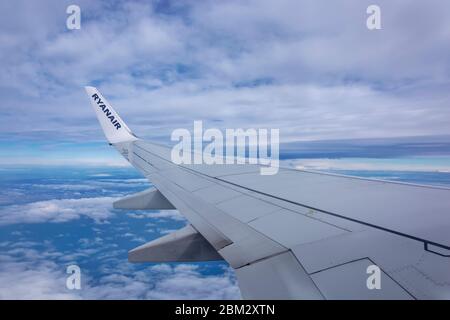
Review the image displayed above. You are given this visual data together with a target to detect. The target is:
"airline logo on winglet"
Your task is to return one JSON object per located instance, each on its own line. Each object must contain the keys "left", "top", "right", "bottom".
{"left": 91, "top": 93, "right": 122, "bottom": 130}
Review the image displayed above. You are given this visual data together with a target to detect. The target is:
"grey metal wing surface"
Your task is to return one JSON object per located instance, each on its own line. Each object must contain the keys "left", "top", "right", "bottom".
{"left": 86, "top": 86, "right": 450, "bottom": 300}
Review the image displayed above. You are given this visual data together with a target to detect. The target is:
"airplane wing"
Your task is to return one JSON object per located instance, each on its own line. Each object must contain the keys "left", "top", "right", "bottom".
{"left": 85, "top": 86, "right": 450, "bottom": 300}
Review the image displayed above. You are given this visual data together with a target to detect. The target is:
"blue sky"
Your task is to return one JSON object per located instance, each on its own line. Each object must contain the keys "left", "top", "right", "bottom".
{"left": 1, "top": 0, "right": 450, "bottom": 167}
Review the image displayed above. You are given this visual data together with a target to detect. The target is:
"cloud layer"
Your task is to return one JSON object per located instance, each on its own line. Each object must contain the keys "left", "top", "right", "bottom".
{"left": 1, "top": 0, "right": 450, "bottom": 146}
{"left": 0, "top": 197, "right": 116, "bottom": 225}
{"left": 0, "top": 244, "right": 240, "bottom": 300}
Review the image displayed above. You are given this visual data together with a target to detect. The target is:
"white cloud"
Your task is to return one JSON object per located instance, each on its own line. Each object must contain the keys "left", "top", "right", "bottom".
{"left": 0, "top": 257, "right": 80, "bottom": 300}
{"left": 284, "top": 157, "right": 450, "bottom": 172}
{"left": 0, "top": 243, "right": 76, "bottom": 299}
{"left": 31, "top": 183, "right": 97, "bottom": 191}
{"left": 0, "top": 156, "right": 132, "bottom": 167}
{"left": 101, "top": 178, "right": 149, "bottom": 184}
{"left": 0, "top": 243, "right": 240, "bottom": 300}
{"left": 127, "top": 210, "right": 185, "bottom": 221}
{"left": 2, "top": 0, "right": 450, "bottom": 147}
{"left": 144, "top": 264, "right": 241, "bottom": 300}
{"left": 0, "top": 197, "right": 116, "bottom": 225}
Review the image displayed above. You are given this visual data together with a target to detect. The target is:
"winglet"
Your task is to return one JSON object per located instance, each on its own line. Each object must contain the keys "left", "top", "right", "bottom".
{"left": 85, "top": 86, "right": 138, "bottom": 144}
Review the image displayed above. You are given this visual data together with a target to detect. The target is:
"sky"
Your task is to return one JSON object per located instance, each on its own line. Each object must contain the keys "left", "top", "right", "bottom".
{"left": 1, "top": 1, "right": 450, "bottom": 300}
{"left": 1, "top": 0, "right": 450, "bottom": 166}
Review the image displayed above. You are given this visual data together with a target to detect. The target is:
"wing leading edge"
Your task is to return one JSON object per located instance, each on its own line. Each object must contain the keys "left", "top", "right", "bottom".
{"left": 85, "top": 87, "right": 450, "bottom": 299}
